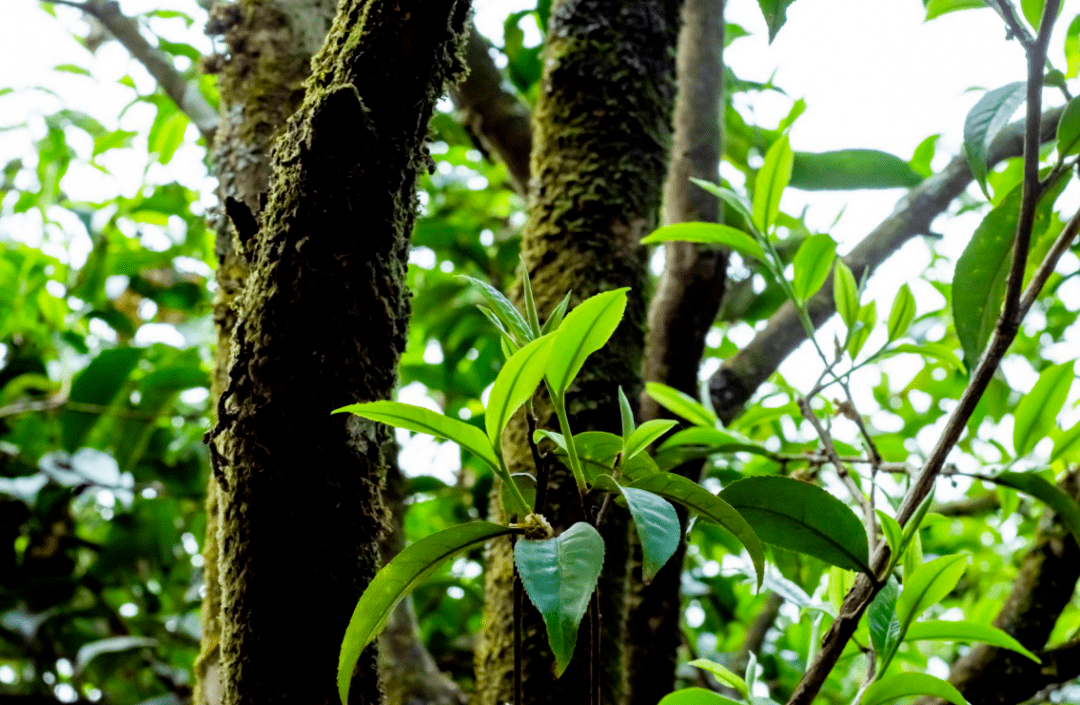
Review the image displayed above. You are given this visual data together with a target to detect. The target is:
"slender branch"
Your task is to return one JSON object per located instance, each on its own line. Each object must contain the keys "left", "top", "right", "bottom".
{"left": 42, "top": 0, "right": 219, "bottom": 142}
{"left": 451, "top": 26, "right": 532, "bottom": 194}
{"left": 987, "top": 0, "right": 1035, "bottom": 48}
{"left": 785, "top": 8, "right": 1063, "bottom": 700}
{"left": 708, "top": 103, "right": 1065, "bottom": 423}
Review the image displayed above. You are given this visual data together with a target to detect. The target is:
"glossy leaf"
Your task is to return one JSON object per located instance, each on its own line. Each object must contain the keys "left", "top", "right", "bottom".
{"left": 753, "top": 134, "right": 794, "bottom": 233}
{"left": 658, "top": 688, "right": 742, "bottom": 705}
{"left": 335, "top": 401, "right": 499, "bottom": 474}
{"left": 631, "top": 472, "right": 765, "bottom": 588}
{"left": 595, "top": 476, "right": 680, "bottom": 582}
{"left": 989, "top": 471, "right": 1080, "bottom": 546}
{"left": 515, "top": 522, "right": 605, "bottom": 676}
{"left": 542, "top": 291, "right": 573, "bottom": 335}
{"left": 868, "top": 577, "right": 901, "bottom": 659}
{"left": 896, "top": 554, "right": 969, "bottom": 630}
{"left": 645, "top": 382, "right": 717, "bottom": 427}
{"left": 642, "top": 222, "right": 766, "bottom": 263}
{"left": 338, "top": 522, "right": 516, "bottom": 704}
{"left": 792, "top": 233, "right": 837, "bottom": 302}
{"left": 1013, "top": 363, "right": 1074, "bottom": 456}
{"left": 904, "top": 621, "right": 1040, "bottom": 662}
{"left": 720, "top": 476, "right": 871, "bottom": 574}
{"left": 963, "top": 82, "right": 1025, "bottom": 196}
{"left": 833, "top": 259, "right": 859, "bottom": 328}
{"left": 624, "top": 419, "right": 678, "bottom": 460}
{"left": 460, "top": 275, "right": 533, "bottom": 345}
{"left": 886, "top": 284, "right": 916, "bottom": 342}
{"left": 546, "top": 289, "right": 628, "bottom": 397}
{"left": 789, "top": 149, "right": 922, "bottom": 190}
{"left": 485, "top": 334, "right": 556, "bottom": 447}
{"left": 688, "top": 659, "right": 748, "bottom": 698}
{"left": 862, "top": 673, "right": 967, "bottom": 705}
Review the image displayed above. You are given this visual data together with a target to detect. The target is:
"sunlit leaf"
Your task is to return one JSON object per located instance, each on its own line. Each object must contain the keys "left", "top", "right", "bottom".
{"left": 988, "top": 471, "right": 1080, "bottom": 546}
{"left": 642, "top": 222, "right": 766, "bottom": 262}
{"left": 896, "top": 554, "right": 969, "bottom": 630}
{"left": 753, "top": 134, "right": 793, "bottom": 233}
{"left": 963, "top": 82, "right": 1025, "bottom": 196}
{"left": 904, "top": 620, "right": 1040, "bottom": 662}
{"left": 624, "top": 419, "right": 678, "bottom": 460}
{"left": 546, "top": 289, "right": 628, "bottom": 398}
{"left": 645, "top": 382, "right": 717, "bottom": 427}
{"left": 862, "top": 673, "right": 967, "bottom": 705}
{"left": 792, "top": 233, "right": 836, "bottom": 303}
{"left": 789, "top": 149, "right": 922, "bottom": 190}
{"left": 1013, "top": 363, "right": 1074, "bottom": 457}
{"left": 689, "top": 659, "right": 748, "bottom": 698}
{"left": 485, "top": 334, "right": 556, "bottom": 447}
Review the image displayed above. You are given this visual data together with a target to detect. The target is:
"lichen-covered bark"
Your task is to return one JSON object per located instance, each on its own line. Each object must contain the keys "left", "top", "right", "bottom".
{"left": 197, "top": 2, "right": 336, "bottom": 703}
{"left": 627, "top": 2, "right": 724, "bottom": 702}
{"left": 204, "top": 2, "right": 470, "bottom": 704}
{"left": 474, "top": 2, "right": 681, "bottom": 704}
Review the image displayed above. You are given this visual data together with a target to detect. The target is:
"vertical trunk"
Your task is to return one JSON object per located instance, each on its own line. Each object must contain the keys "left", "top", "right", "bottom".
{"left": 197, "top": 2, "right": 337, "bottom": 703}
{"left": 627, "top": 2, "right": 725, "bottom": 702}
{"left": 474, "top": 2, "right": 681, "bottom": 704}
{"left": 205, "top": 2, "right": 470, "bottom": 704}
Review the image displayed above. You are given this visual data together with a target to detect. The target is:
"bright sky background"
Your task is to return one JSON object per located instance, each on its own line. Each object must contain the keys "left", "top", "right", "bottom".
{"left": 2, "top": 0, "right": 1080, "bottom": 482}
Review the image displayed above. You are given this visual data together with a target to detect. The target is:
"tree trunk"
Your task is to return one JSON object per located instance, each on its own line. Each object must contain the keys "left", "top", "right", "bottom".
{"left": 203, "top": 2, "right": 470, "bottom": 704}
{"left": 473, "top": 2, "right": 681, "bottom": 704}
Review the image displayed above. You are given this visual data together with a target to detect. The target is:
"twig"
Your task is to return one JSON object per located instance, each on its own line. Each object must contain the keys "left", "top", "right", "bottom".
{"left": 987, "top": 0, "right": 1035, "bottom": 48}
{"left": 785, "top": 5, "right": 1063, "bottom": 701}
{"left": 42, "top": 0, "right": 219, "bottom": 141}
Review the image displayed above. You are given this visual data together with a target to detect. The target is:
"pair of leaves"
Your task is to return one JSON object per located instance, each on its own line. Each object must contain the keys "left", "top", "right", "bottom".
{"left": 338, "top": 522, "right": 517, "bottom": 704}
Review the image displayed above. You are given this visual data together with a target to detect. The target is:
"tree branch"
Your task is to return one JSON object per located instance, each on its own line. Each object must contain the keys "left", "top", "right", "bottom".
{"left": 707, "top": 104, "right": 1065, "bottom": 423}
{"left": 43, "top": 0, "right": 219, "bottom": 142}
{"left": 451, "top": 26, "right": 532, "bottom": 195}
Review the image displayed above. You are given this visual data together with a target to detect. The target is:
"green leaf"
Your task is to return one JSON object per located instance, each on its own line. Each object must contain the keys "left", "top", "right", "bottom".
{"left": 1052, "top": 419, "right": 1080, "bottom": 462}
{"left": 546, "top": 289, "right": 629, "bottom": 397}
{"left": 905, "top": 621, "right": 1041, "bottom": 662}
{"left": 988, "top": 471, "right": 1080, "bottom": 546}
{"left": 658, "top": 426, "right": 773, "bottom": 458}
{"left": 645, "top": 382, "right": 717, "bottom": 427}
{"left": 691, "top": 179, "right": 757, "bottom": 233}
{"left": 910, "top": 134, "right": 939, "bottom": 178}
{"left": 1067, "top": 15, "right": 1080, "bottom": 78}
{"left": 502, "top": 473, "right": 537, "bottom": 515}
{"left": 689, "top": 659, "right": 748, "bottom": 698}
{"left": 460, "top": 275, "right": 533, "bottom": 345}
{"left": 963, "top": 82, "right": 1026, "bottom": 197}
{"left": 478, "top": 305, "right": 520, "bottom": 353}
{"left": 521, "top": 259, "right": 542, "bottom": 337}
{"left": 534, "top": 429, "right": 568, "bottom": 454}
{"left": 753, "top": 134, "right": 794, "bottom": 233}
{"left": 833, "top": 259, "right": 859, "bottom": 328}
{"left": 792, "top": 233, "right": 837, "bottom": 303}
{"left": 1057, "top": 97, "right": 1080, "bottom": 157}
{"left": 338, "top": 522, "right": 516, "bottom": 704}
{"left": 868, "top": 577, "right": 901, "bottom": 659}
{"left": 62, "top": 347, "right": 143, "bottom": 451}
{"left": 862, "top": 673, "right": 968, "bottom": 705}
{"left": 848, "top": 300, "right": 877, "bottom": 358}
{"left": 485, "top": 334, "right": 556, "bottom": 447}
{"left": 877, "top": 511, "right": 903, "bottom": 557}
{"left": 658, "top": 688, "right": 742, "bottom": 705}
{"left": 1013, "top": 363, "right": 1074, "bottom": 456}
{"left": 515, "top": 522, "right": 605, "bottom": 676}
{"left": 789, "top": 149, "right": 923, "bottom": 190}
{"left": 896, "top": 554, "right": 969, "bottom": 631}
{"left": 754, "top": 0, "right": 799, "bottom": 42}
{"left": 619, "top": 386, "right": 635, "bottom": 443}
{"left": 1021, "top": 0, "right": 1054, "bottom": 29}
{"left": 624, "top": 419, "right": 678, "bottom": 460}
{"left": 630, "top": 473, "right": 765, "bottom": 588}
{"left": 595, "top": 477, "right": 680, "bottom": 582}
{"left": 885, "top": 343, "right": 966, "bottom": 373}
{"left": 886, "top": 284, "right": 916, "bottom": 342}
{"left": 925, "top": 0, "right": 988, "bottom": 21}
{"left": 335, "top": 401, "right": 499, "bottom": 475}
{"left": 542, "top": 291, "right": 573, "bottom": 335}
{"left": 552, "top": 431, "right": 659, "bottom": 485}
{"left": 642, "top": 222, "right": 766, "bottom": 263}
{"left": 719, "top": 476, "right": 871, "bottom": 574}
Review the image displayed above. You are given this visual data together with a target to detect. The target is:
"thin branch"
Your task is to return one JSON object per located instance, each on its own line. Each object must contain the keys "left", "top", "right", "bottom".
{"left": 785, "top": 7, "right": 1062, "bottom": 700}
{"left": 43, "top": 0, "right": 219, "bottom": 142}
{"left": 451, "top": 26, "right": 532, "bottom": 194}
{"left": 987, "top": 0, "right": 1035, "bottom": 48}
{"left": 708, "top": 103, "right": 1065, "bottom": 423}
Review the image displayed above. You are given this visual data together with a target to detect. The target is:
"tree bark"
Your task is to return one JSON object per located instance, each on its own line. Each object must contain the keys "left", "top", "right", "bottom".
{"left": 473, "top": 2, "right": 682, "bottom": 704}
{"left": 204, "top": 2, "right": 470, "bottom": 705}
{"left": 626, "top": 2, "right": 724, "bottom": 703}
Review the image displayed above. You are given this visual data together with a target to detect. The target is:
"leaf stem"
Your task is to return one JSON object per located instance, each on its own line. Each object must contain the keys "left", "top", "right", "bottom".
{"left": 551, "top": 392, "right": 588, "bottom": 495}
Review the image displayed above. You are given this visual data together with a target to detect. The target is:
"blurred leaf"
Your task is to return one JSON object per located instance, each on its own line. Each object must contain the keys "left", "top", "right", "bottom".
{"left": 753, "top": 135, "right": 793, "bottom": 233}
{"left": 642, "top": 222, "right": 765, "bottom": 262}
{"left": 1013, "top": 363, "right": 1074, "bottom": 456}
{"left": 862, "top": 673, "right": 967, "bottom": 705}
{"left": 62, "top": 347, "right": 143, "bottom": 451}
{"left": 789, "top": 149, "right": 922, "bottom": 190}
{"left": 792, "top": 234, "right": 836, "bottom": 303}
{"left": 963, "top": 82, "right": 1025, "bottom": 197}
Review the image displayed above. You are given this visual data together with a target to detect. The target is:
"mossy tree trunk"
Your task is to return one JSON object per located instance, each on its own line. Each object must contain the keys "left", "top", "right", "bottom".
{"left": 474, "top": 2, "right": 681, "bottom": 704}
{"left": 196, "top": 2, "right": 336, "bottom": 702}
{"left": 203, "top": 2, "right": 470, "bottom": 704}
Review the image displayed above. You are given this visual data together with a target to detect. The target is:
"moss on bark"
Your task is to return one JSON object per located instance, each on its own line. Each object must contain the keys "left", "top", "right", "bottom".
{"left": 474, "top": 2, "right": 681, "bottom": 704}
{"left": 204, "top": 2, "right": 470, "bottom": 704}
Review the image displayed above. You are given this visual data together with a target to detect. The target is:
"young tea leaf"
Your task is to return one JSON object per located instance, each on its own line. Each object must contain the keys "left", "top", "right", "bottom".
{"left": 460, "top": 275, "right": 533, "bottom": 346}
{"left": 862, "top": 673, "right": 967, "bottom": 705}
{"left": 546, "top": 289, "right": 629, "bottom": 398}
{"left": 688, "top": 659, "right": 748, "bottom": 698}
{"left": 690, "top": 178, "right": 757, "bottom": 233}
{"left": 630, "top": 472, "right": 765, "bottom": 588}
{"left": 1012, "top": 363, "right": 1074, "bottom": 457}
{"left": 645, "top": 382, "right": 717, "bottom": 427}
{"left": 877, "top": 511, "right": 903, "bottom": 558}
{"left": 619, "top": 386, "right": 635, "bottom": 443}
{"left": 541, "top": 291, "right": 574, "bottom": 335}
{"left": 338, "top": 522, "right": 516, "bottom": 704}
{"left": 753, "top": 134, "right": 794, "bottom": 233}
{"left": 720, "top": 476, "right": 871, "bottom": 574}
{"left": 792, "top": 233, "right": 837, "bottom": 303}
{"left": 485, "top": 334, "right": 556, "bottom": 448}
{"left": 963, "top": 82, "right": 1025, "bottom": 197}
{"left": 833, "top": 259, "right": 859, "bottom": 328}
{"left": 988, "top": 471, "right": 1080, "bottom": 547}
{"left": 515, "top": 522, "right": 605, "bottom": 676}
{"left": 904, "top": 620, "right": 1040, "bottom": 662}
{"left": 886, "top": 284, "right": 916, "bottom": 342}
{"left": 641, "top": 222, "right": 766, "bottom": 263}
{"left": 624, "top": 419, "right": 678, "bottom": 460}
{"left": 658, "top": 688, "right": 743, "bottom": 705}
{"left": 896, "top": 554, "right": 969, "bottom": 631}
{"left": 868, "top": 577, "right": 901, "bottom": 660}
{"left": 1052, "top": 419, "right": 1080, "bottom": 463}
{"left": 1057, "top": 97, "right": 1080, "bottom": 157}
